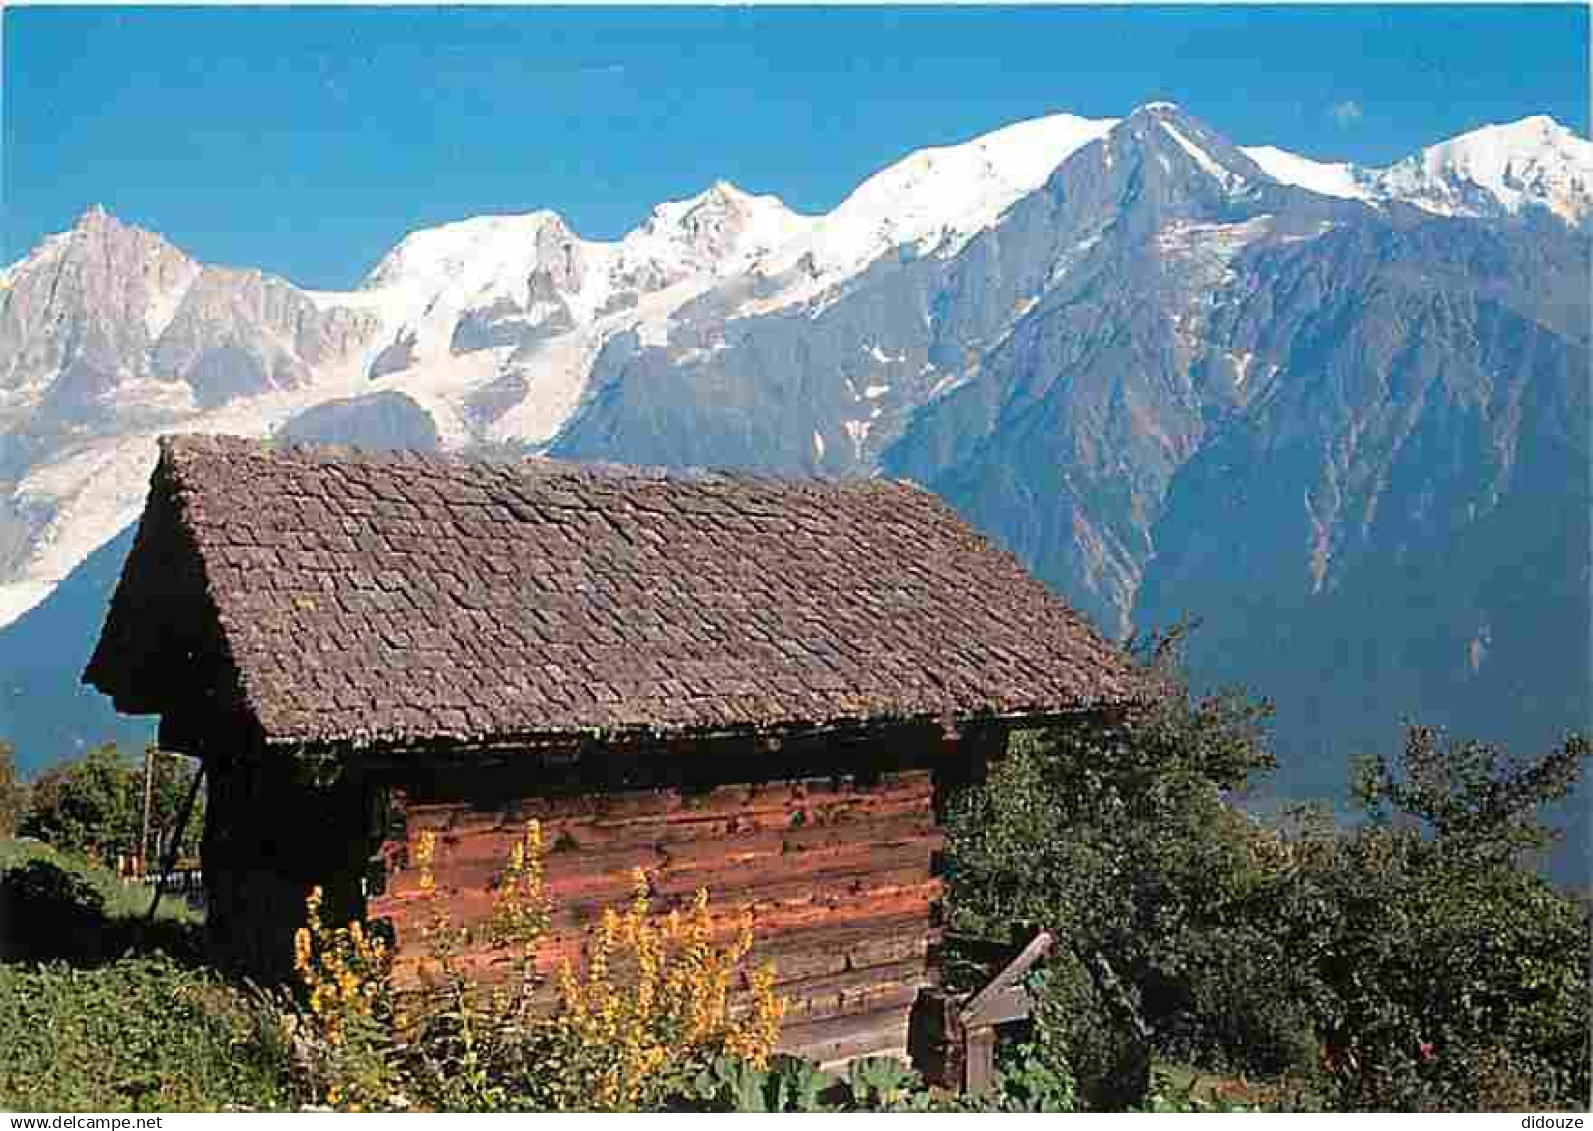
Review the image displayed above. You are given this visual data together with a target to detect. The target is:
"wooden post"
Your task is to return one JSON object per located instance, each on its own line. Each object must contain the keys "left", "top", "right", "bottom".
{"left": 140, "top": 746, "right": 156, "bottom": 877}
{"left": 146, "top": 763, "right": 204, "bottom": 923}
{"left": 909, "top": 989, "right": 965, "bottom": 1089}
{"left": 965, "top": 1024, "right": 997, "bottom": 1095}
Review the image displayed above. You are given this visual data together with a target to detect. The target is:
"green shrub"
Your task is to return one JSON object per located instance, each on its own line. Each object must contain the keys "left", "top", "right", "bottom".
{"left": 941, "top": 625, "right": 1278, "bottom": 1105}
{"left": 0, "top": 954, "right": 291, "bottom": 1112}
{"left": 1, "top": 858, "right": 107, "bottom": 962}
{"left": 1164, "top": 925, "right": 1321, "bottom": 1080}
{"left": 942, "top": 616, "right": 1591, "bottom": 1112}
{"left": 1028, "top": 956, "right": 1150, "bottom": 1110}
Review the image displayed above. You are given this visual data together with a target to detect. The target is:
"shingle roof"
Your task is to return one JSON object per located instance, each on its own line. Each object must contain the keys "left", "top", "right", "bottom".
{"left": 85, "top": 435, "right": 1143, "bottom": 754}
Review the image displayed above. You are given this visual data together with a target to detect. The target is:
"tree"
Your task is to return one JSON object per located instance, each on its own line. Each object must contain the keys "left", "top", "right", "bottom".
{"left": 19, "top": 744, "right": 203, "bottom": 865}
{"left": 941, "top": 623, "right": 1298, "bottom": 1105}
{"left": 1266, "top": 727, "right": 1592, "bottom": 1110}
{"left": 0, "top": 743, "right": 25, "bottom": 838}
{"left": 942, "top": 618, "right": 1591, "bottom": 1111}
{"left": 1353, "top": 724, "right": 1588, "bottom": 866}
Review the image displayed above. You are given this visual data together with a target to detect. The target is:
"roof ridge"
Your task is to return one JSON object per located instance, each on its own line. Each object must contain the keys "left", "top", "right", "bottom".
{"left": 158, "top": 432, "right": 902, "bottom": 492}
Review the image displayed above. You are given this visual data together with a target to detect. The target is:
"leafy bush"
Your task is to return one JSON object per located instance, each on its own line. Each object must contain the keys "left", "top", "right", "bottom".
{"left": 0, "top": 858, "right": 106, "bottom": 962}
{"left": 686, "top": 1044, "right": 1076, "bottom": 1112}
{"left": 940, "top": 621, "right": 1590, "bottom": 1111}
{"left": 1027, "top": 955, "right": 1151, "bottom": 1110}
{"left": 523, "top": 882, "right": 785, "bottom": 1111}
{"left": 1252, "top": 729, "right": 1593, "bottom": 1111}
{"left": 941, "top": 625, "right": 1283, "bottom": 1105}
{"left": 0, "top": 954, "right": 291, "bottom": 1111}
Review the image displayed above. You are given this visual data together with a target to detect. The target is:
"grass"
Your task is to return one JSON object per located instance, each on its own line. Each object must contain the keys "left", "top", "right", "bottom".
{"left": 0, "top": 954, "right": 293, "bottom": 1112}
{"left": 0, "top": 838, "right": 200, "bottom": 925}
{"left": 0, "top": 838, "right": 294, "bottom": 1112}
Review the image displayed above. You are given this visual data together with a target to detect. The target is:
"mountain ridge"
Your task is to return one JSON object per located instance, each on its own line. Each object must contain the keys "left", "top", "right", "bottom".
{"left": 1, "top": 106, "right": 1588, "bottom": 887}
{"left": 3, "top": 105, "right": 1585, "bottom": 633}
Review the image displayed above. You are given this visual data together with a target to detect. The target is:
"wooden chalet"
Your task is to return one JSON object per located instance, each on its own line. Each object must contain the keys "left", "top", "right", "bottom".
{"left": 84, "top": 434, "right": 1143, "bottom": 1067}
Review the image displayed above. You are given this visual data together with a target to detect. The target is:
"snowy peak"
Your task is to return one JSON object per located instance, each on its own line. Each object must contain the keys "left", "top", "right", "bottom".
{"left": 1378, "top": 114, "right": 1593, "bottom": 223}
{"left": 1245, "top": 115, "right": 1593, "bottom": 224}
{"left": 823, "top": 111, "right": 1117, "bottom": 254}
{"left": 1119, "top": 103, "right": 1264, "bottom": 193}
{"left": 630, "top": 180, "right": 814, "bottom": 268}
{"left": 1240, "top": 146, "right": 1374, "bottom": 203}
{"left": 360, "top": 210, "right": 573, "bottom": 292}
{"left": 72, "top": 203, "right": 115, "bottom": 232}
{"left": 1051, "top": 103, "right": 1267, "bottom": 226}
{"left": 0, "top": 207, "right": 203, "bottom": 394}
{"left": 733, "top": 111, "right": 1117, "bottom": 316}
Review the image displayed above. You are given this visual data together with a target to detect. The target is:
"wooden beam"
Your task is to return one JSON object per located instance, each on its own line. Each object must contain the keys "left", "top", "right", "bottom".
{"left": 961, "top": 984, "right": 1033, "bottom": 1029}
{"left": 959, "top": 929, "right": 1052, "bottom": 1026}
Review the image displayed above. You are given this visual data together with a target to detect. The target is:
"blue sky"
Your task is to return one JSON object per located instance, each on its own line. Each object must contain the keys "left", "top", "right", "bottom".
{"left": 5, "top": 5, "right": 1588, "bottom": 290}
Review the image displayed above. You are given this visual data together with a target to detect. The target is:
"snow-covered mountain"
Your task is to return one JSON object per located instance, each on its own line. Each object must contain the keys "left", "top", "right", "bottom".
{"left": 1244, "top": 114, "right": 1593, "bottom": 224}
{"left": 3, "top": 103, "right": 1588, "bottom": 883}
{"left": 0, "top": 106, "right": 1588, "bottom": 635}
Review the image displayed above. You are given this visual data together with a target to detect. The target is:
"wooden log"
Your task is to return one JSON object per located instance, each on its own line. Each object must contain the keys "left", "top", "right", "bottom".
{"left": 375, "top": 765, "right": 944, "bottom": 1011}
{"left": 402, "top": 771, "right": 933, "bottom": 838}
{"left": 751, "top": 919, "right": 940, "bottom": 985}
{"left": 389, "top": 822, "right": 942, "bottom": 909}
{"left": 778, "top": 1002, "right": 915, "bottom": 1065}
{"left": 382, "top": 879, "right": 942, "bottom": 987}
{"left": 770, "top": 958, "right": 929, "bottom": 1024}
{"left": 959, "top": 930, "right": 1052, "bottom": 1027}
{"left": 903, "top": 930, "right": 1052, "bottom": 1094}
{"left": 907, "top": 989, "right": 964, "bottom": 1089}
{"left": 381, "top": 857, "right": 937, "bottom": 939}
{"left": 402, "top": 788, "right": 936, "bottom": 870}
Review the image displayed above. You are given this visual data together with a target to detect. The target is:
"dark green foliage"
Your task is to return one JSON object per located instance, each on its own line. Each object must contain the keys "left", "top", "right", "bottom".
{"left": 1027, "top": 957, "right": 1152, "bottom": 1110}
{"left": 942, "top": 624, "right": 1293, "bottom": 1104}
{"left": 20, "top": 743, "right": 203, "bottom": 865}
{"left": 1, "top": 858, "right": 107, "bottom": 962}
{"left": 0, "top": 954, "right": 291, "bottom": 1112}
{"left": 19, "top": 743, "right": 140, "bottom": 859}
{"left": 1353, "top": 725, "right": 1588, "bottom": 865}
{"left": 1254, "top": 729, "right": 1593, "bottom": 1111}
{"left": 941, "top": 622, "right": 1591, "bottom": 1111}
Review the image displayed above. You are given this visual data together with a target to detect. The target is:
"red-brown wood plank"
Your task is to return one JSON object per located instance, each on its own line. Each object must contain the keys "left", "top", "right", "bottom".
{"left": 375, "top": 768, "right": 943, "bottom": 1060}
{"left": 383, "top": 878, "right": 942, "bottom": 985}
{"left": 402, "top": 772, "right": 933, "bottom": 839}
{"left": 390, "top": 812, "right": 940, "bottom": 905}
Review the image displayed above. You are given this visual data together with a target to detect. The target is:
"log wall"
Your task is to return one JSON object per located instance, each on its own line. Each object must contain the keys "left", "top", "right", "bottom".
{"left": 370, "top": 767, "right": 944, "bottom": 1065}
